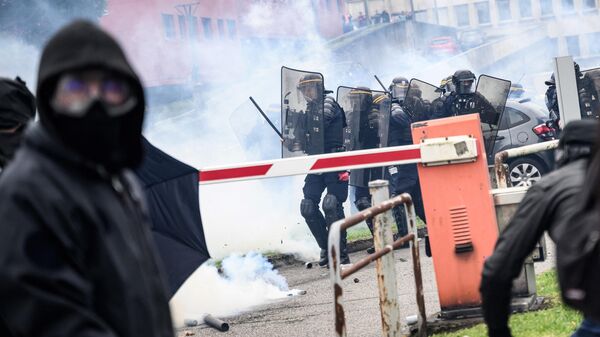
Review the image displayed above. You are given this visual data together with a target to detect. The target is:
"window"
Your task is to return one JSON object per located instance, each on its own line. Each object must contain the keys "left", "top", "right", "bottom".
{"left": 189, "top": 16, "right": 199, "bottom": 39}
{"left": 415, "top": 10, "right": 428, "bottom": 22}
{"left": 561, "top": 0, "right": 575, "bottom": 12}
{"left": 588, "top": 32, "right": 600, "bottom": 55}
{"left": 583, "top": 0, "right": 597, "bottom": 9}
{"left": 227, "top": 20, "right": 237, "bottom": 39}
{"left": 507, "top": 108, "right": 530, "bottom": 128}
{"left": 455, "top": 4, "right": 470, "bottom": 26}
{"left": 519, "top": 0, "right": 532, "bottom": 18}
{"left": 496, "top": 0, "right": 511, "bottom": 21}
{"left": 217, "top": 19, "right": 225, "bottom": 38}
{"left": 540, "top": 0, "right": 554, "bottom": 16}
{"left": 178, "top": 15, "right": 187, "bottom": 39}
{"left": 162, "top": 14, "right": 176, "bottom": 39}
{"left": 202, "top": 17, "right": 213, "bottom": 39}
{"left": 437, "top": 7, "right": 450, "bottom": 25}
{"left": 566, "top": 35, "right": 581, "bottom": 57}
{"left": 475, "top": 2, "right": 491, "bottom": 24}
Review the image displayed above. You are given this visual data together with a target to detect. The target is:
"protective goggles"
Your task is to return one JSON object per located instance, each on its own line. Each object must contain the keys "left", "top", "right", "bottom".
{"left": 51, "top": 71, "right": 136, "bottom": 117}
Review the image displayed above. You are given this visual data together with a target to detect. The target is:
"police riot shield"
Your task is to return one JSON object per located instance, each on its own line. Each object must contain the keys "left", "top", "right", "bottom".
{"left": 581, "top": 67, "right": 600, "bottom": 119}
{"left": 337, "top": 86, "right": 391, "bottom": 187}
{"left": 281, "top": 66, "right": 325, "bottom": 158}
{"left": 475, "top": 74, "right": 511, "bottom": 155}
{"left": 404, "top": 79, "right": 441, "bottom": 122}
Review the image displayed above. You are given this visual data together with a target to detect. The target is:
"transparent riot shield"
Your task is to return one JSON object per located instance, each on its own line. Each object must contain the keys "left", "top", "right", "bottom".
{"left": 229, "top": 100, "right": 281, "bottom": 161}
{"left": 404, "top": 79, "right": 441, "bottom": 121}
{"left": 476, "top": 75, "right": 511, "bottom": 155}
{"left": 581, "top": 67, "right": 600, "bottom": 119}
{"left": 281, "top": 66, "right": 325, "bottom": 158}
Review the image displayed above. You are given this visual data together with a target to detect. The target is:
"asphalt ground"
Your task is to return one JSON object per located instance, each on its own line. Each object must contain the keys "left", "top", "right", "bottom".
{"left": 177, "top": 237, "right": 556, "bottom": 337}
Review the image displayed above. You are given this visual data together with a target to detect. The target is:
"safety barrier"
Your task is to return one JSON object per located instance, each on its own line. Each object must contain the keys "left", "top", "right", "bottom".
{"left": 494, "top": 140, "right": 559, "bottom": 188}
{"left": 328, "top": 181, "right": 426, "bottom": 337}
{"left": 199, "top": 135, "right": 477, "bottom": 185}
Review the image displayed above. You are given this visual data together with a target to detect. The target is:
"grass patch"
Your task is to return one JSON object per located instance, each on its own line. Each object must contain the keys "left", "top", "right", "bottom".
{"left": 346, "top": 226, "right": 373, "bottom": 242}
{"left": 432, "top": 270, "right": 582, "bottom": 337}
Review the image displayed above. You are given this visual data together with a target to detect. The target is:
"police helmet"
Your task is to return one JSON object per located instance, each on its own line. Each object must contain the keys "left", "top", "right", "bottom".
{"left": 452, "top": 69, "right": 476, "bottom": 94}
{"left": 389, "top": 76, "right": 409, "bottom": 101}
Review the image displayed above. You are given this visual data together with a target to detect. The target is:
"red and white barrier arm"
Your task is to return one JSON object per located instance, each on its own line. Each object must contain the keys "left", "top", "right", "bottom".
{"left": 198, "top": 135, "right": 477, "bottom": 185}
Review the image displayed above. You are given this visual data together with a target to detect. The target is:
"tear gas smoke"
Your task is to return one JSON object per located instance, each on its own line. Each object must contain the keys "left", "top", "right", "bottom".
{"left": 169, "top": 252, "right": 300, "bottom": 327}
{"left": 0, "top": 34, "right": 39, "bottom": 90}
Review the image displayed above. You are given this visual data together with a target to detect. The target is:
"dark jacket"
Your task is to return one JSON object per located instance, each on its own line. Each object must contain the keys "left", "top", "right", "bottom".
{"left": 0, "top": 126, "right": 174, "bottom": 337}
{"left": 388, "top": 102, "right": 413, "bottom": 146}
{"left": 480, "top": 120, "right": 597, "bottom": 337}
{"left": 0, "top": 21, "right": 174, "bottom": 337}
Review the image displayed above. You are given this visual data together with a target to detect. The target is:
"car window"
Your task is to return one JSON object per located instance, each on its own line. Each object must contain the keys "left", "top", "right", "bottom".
{"left": 498, "top": 110, "right": 510, "bottom": 130}
{"left": 507, "top": 107, "right": 530, "bottom": 128}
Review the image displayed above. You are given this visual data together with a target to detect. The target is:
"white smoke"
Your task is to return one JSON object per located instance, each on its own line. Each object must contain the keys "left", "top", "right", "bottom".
{"left": 169, "top": 252, "right": 300, "bottom": 327}
{"left": 0, "top": 34, "right": 39, "bottom": 90}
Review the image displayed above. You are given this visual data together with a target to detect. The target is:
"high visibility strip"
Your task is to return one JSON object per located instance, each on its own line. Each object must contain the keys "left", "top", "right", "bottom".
{"left": 310, "top": 149, "right": 421, "bottom": 170}
{"left": 199, "top": 164, "right": 272, "bottom": 182}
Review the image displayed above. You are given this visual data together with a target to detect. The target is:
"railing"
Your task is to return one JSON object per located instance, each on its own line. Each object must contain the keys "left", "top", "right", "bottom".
{"left": 328, "top": 180, "right": 426, "bottom": 337}
{"left": 494, "top": 140, "right": 559, "bottom": 188}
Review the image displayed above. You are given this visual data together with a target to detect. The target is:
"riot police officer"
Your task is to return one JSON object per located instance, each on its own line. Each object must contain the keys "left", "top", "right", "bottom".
{"left": 442, "top": 70, "right": 496, "bottom": 124}
{"left": 297, "top": 74, "right": 351, "bottom": 266}
{"left": 349, "top": 90, "right": 390, "bottom": 253}
{"left": 386, "top": 80, "right": 428, "bottom": 245}
{"left": 389, "top": 76, "right": 409, "bottom": 103}
{"left": 430, "top": 75, "right": 454, "bottom": 120}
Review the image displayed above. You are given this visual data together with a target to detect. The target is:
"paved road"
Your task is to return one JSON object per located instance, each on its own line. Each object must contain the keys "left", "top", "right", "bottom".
{"left": 177, "top": 239, "right": 555, "bottom": 337}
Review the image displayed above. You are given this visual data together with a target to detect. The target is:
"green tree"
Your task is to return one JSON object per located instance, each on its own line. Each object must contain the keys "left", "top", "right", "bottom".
{"left": 0, "top": 0, "right": 107, "bottom": 46}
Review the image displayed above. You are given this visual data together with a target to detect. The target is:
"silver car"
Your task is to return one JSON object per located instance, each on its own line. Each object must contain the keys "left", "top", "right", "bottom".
{"left": 489, "top": 99, "right": 556, "bottom": 187}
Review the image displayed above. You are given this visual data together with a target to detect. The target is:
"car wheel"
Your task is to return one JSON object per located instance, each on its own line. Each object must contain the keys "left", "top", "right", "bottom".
{"left": 508, "top": 157, "right": 547, "bottom": 187}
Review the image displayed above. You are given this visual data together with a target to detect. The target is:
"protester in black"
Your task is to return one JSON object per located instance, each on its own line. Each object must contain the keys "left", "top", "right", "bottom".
{"left": 480, "top": 120, "right": 598, "bottom": 337}
{"left": 0, "top": 21, "right": 174, "bottom": 337}
{"left": 0, "top": 76, "right": 36, "bottom": 171}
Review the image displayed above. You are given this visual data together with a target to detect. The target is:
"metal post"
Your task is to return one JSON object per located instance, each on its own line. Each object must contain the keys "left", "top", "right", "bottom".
{"left": 329, "top": 219, "right": 346, "bottom": 337}
{"left": 369, "top": 180, "right": 402, "bottom": 336}
{"left": 406, "top": 201, "right": 427, "bottom": 336}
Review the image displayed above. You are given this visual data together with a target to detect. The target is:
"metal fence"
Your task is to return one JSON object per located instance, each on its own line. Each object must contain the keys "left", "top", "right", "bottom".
{"left": 328, "top": 180, "right": 426, "bottom": 337}
{"left": 494, "top": 140, "right": 559, "bottom": 188}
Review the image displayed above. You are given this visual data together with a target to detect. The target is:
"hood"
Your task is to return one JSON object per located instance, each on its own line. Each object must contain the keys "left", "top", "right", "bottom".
{"left": 36, "top": 20, "right": 145, "bottom": 170}
{"left": 556, "top": 119, "right": 598, "bottom": 167}
{"left": 0, "top": 77, "right": 36, "bottom": 129}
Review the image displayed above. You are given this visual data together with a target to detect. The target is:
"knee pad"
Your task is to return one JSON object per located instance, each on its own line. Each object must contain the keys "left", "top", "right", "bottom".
{"left": 300, "top": 199, "right": 318, "bottom": 219}
{"left": 322, "top": 194, "right": 339, "bottom": 216}
{"left": 355, "top": 196, "right": 371, "bottom": 211}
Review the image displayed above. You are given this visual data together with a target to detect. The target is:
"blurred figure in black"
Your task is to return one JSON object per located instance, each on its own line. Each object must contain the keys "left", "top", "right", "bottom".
{"left": 0, "top": 77, "right": 36, "bottom": 172}
{"left": 481, "top": 120, "right": 597, "bottom": 337}
{"left": 0, "top": 21, "right": 174, "bottom": 337}
{"left": 298, "top": 74, "right": 350, "bottom": 266}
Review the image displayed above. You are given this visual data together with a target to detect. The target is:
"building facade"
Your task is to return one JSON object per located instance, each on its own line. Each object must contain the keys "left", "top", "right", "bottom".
{"left": 100, "top": 0, "right": 346, "bottom": 87}
{"left": 346, "top": 0, "right": 600, "bottom": 58}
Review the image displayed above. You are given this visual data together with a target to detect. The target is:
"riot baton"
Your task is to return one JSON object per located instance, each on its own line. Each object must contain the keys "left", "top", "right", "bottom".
{"left": 249, "top": 96, "right": 284, "bottom": 142}
{"left": 374, "top": 75, "right": 391, "bottom": 95}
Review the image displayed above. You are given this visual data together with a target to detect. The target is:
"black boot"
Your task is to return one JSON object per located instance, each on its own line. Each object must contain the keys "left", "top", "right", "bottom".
{"left": 319, "top": 249, "right": 329, "bottom": 267}
{"left": 340, "top": 230, "right": 351, "bottom": 265}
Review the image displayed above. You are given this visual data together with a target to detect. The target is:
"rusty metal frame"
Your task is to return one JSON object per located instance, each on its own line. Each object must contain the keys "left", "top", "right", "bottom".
{"left": 328, "top": 184, "right": 426, "bottom": 337}
{"left": 494, "top": 140, "right": 559, "bottom": 188}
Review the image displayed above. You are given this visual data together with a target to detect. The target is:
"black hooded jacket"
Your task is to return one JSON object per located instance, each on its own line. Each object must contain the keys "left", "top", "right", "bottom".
{"left": 0, "top": 77, "right": 36, "bottom": 169}
{"left": 0, "top": 21, "right": 174, "bottom": 337}
{"left": 480, "top": 120, "right": 598, "bottom": 337}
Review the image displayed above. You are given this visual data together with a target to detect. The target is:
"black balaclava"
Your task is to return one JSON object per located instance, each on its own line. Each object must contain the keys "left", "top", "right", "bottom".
{"left": 36, "top": 20, "right": 145, "bottom": 172}
{"left": 0, "top": 77, "right": 36, "bottom": 167}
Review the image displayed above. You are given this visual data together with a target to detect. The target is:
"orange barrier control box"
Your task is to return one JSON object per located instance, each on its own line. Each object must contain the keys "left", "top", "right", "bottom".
{"left": 412, "top": 114, "right": 498, "bottom": 311}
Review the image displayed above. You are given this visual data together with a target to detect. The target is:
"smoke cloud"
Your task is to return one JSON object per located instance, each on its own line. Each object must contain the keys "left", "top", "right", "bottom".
{"left": 169, "top": 252, "right": 300, "bottom": 327}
